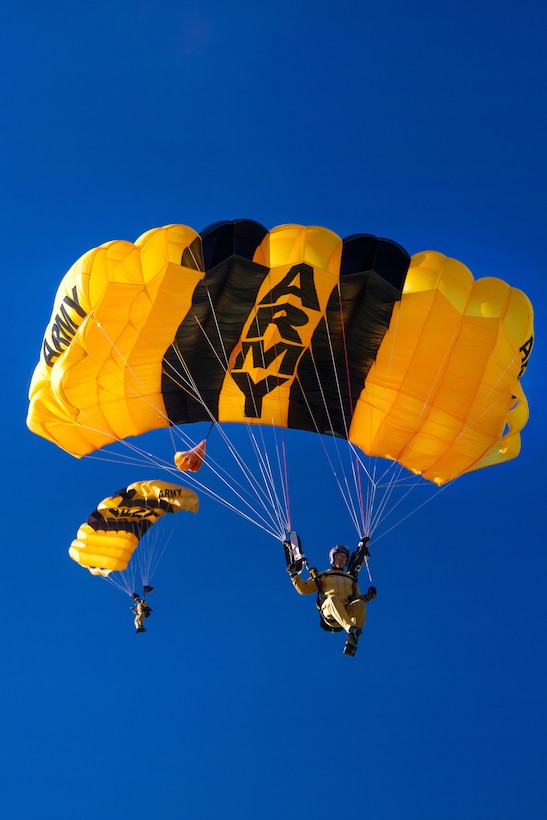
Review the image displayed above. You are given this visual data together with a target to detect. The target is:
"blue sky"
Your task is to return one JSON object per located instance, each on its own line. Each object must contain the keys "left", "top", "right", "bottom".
{"left": 3, "top": 1, "right": 546, "bottom": 818}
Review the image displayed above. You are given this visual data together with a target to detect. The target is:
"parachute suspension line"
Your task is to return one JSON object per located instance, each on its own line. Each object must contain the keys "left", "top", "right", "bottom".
{"left": 164, "top": 285, "right": 291, "bottom": 539}
{"left": 82, "top": 422, "right": 182, "bottom": 473}
{"left": 163, "top": 347, "right": 214, "bottom": 407}
{"left": 210, "top": 425, "right": 283, "bottom": 539}
{"left": 367, "top": 464, "right": 414, "bottom": 536}
{"left": 57, "top": 374, "right": 177, "bottom": 471}
{"left": 162, "top": 283, "right": 232, "bottom": 398}
{"left": 252, "top": 296, "right": 295, "bottom": 536}
{"left": 202, "top": 405, "right": 289, "bottom": 536}
{"left": 165, "top": 334, "right": 288, "bottom": 538}
{"left": 166, "top": 340, "right": 286, "bottom": 537}
{"left": 165, "top": 330, "right": 287, "bottom": 536}
{"left": 281, "top": 437, "right": 292, "bottom": 531}
{"left": 92, "top": 505, "right": 182, "bottom": 601}
{"left": 369, "top": 478, "right": 451, "bottom": 542}
{"left": 102, "top": 567, "right": 136, "bottom": 598}
{"left": 167, "top": 271, "right": 314, "bottom": 540}
{"left": 355, "top": 454, "right": 379, "bottom": 534}
{"left": 202, "top": 281, "right": 232, "bottom": 373}
{"left": 336, "top": 288, "right": 354, "bottom": 417}
{"left": 243, "top": 423, "right": 290, "bottom": 537}
{"left": 334, "top": 287, "right": 367, "bottom": 528}
{"left": 358, "top": 302, "right": 408, "bottom": 536}
{"left": 350, "top": 451, "right": 405, "bottom": 535}
{"left": 348, "top": 299, "right": 441, "bottom": 538}
{"left": 162, "top": 350, "right": 221, "bottom": 460}
{"left": 323, "top": 303, "right": 351, "bottom": 440}
{"left": 85, "top": 448, "right": 183, "bottom": 480}
{"left": 235, "top": 293, "right": 295, "bottom": 537}
{"left": 226, "top": 308, "right": 289, "bottom": 539}
{"left": 312, "top": 305, "right": 366, "bottom": 534}
{"left": 350, "top": 445, "right": 446, "bottom": 540}
{"left": 298, "top": 297, "right": 441, "bottom": 540}
{"left": 265, "top": 426, "right": 290, "bottom": 534}
{"left": 310, "top": 306, "right": 366, "bottom": 535}
{"left": 139, "top": 526, "right": 173, "bottom": 587}
{"left": 174, "top": 446, "right": 284, "bottom": 538}
{"left": 293, "top": 352, "right": 363, "bottom": 537}
{"left": 169, "top": 420, "right": 285, "bottom": 537}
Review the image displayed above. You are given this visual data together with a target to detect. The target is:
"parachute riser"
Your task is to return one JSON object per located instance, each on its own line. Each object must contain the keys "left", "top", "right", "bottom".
{"left": 283, "top": 531, "right": 307, "bottom": 574}
{"left": 347, "top": 537, "right": 371, "bottom": 581}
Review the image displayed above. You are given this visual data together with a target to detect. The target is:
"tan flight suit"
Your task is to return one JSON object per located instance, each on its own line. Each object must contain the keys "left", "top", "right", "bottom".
{"left": 291, "top": 568, "right": 367, "bottom": 632}
{"left": 132, "top": 600, "right": 149, "bottom": 631}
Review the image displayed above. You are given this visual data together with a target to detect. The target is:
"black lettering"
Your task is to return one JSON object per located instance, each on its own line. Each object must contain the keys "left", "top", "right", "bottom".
{"left": 249, "top": 304, "right": 309, "bottom": 344}
{"left": 158, "top": 488, "right": 182, "bottom": 498}
{"left": 259, "top": 264, "right": 320, "bottom": 310}
{"left": 43, "top": 287, "right": 88, "bottom": 367}
{"left": 42, "top": 338, "right": 57, "bottom": 367}
{"left": 43, "top": 332, "right": 66, "bottom": 367}
{"left": 231, "top": 372, "right": 289, "bottom": 417}
{"left": 233, "top": 340, "right": 303, "bottom": 375}
{"left": 107, "top": 506, "right": 157, "bottom": 520}
{"left": 518, "top": 335, "right": 534, "bottom": 378}
{"left": 50, "top": 320, "right": 74, "bottom": 350}
{"left": 64, "top": 286, "right": 86, "bottom": 319}
{"left": 228, "top": 263, "right": 324, "bottom": 418}
{"left": 54, "top": 301, "right": 81, "bottom": 342}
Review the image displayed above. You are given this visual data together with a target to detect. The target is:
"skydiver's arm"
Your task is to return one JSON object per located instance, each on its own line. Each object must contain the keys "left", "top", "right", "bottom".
{"left": 290, "top": 574, "right": 318, "bottom": 595}
{"left": 358, "top": 586, "right": 377, "bottom": 602}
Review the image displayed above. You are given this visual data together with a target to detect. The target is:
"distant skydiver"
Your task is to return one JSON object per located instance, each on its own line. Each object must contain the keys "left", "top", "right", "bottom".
{"left": 131, "top": 589, "right": 153, "bottom": 633}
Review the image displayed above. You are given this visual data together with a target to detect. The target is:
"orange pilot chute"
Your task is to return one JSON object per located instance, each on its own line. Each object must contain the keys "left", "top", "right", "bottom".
{"left": 174, "top": 439, "right": 207, "bottom": 472}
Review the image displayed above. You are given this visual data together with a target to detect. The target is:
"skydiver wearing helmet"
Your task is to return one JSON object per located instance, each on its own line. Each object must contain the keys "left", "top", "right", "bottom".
{"left": 287, "top": 541, "right": 376, "bottom": 656}
{"left": 131, "top": 592, "right": 152, "bottom": 633}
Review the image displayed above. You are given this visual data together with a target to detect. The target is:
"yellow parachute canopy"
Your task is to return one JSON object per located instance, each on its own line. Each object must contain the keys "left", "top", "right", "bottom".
{"left": 28, "top": 221, "right": 534, "bottom": 485}
{"left": 69, "top": 480, "right": 199, "bottom": 576}
{"left": 350, "top": 251, "right": 534, "bottom": 483}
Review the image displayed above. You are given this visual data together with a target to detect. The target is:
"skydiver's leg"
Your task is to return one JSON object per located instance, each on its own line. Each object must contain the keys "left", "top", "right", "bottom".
{"left": 321, "top": 596, "right": 354, "bottom": 632}
{"left": 338, "top": 599, "right": 367, "bottom": 657}
{"left": 347, "top": 598, "right": 367, "bottom": 630}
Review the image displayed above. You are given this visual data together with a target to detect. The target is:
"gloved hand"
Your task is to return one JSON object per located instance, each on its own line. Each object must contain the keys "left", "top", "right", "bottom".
{"left": 358, "top": 536, "right": 371, "bottom": 558}
{"left": 364, "top": 585, "right": 377, "bottom": 601}
{"left": 287, "top": 558, "right": 304, "bottom": 576}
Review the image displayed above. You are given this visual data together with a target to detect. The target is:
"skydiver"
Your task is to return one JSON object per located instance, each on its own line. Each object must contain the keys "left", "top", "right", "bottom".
{"left": 287, "top": 543, "right": 376, "bottom": 656}
{"left": 131, "top": 593, "right": 152, "bottom": 633}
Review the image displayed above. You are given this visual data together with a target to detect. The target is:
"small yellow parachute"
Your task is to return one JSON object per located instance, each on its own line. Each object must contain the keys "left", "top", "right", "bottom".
{"left": 69, "top": 480, "right": 199, "bottom": 576}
